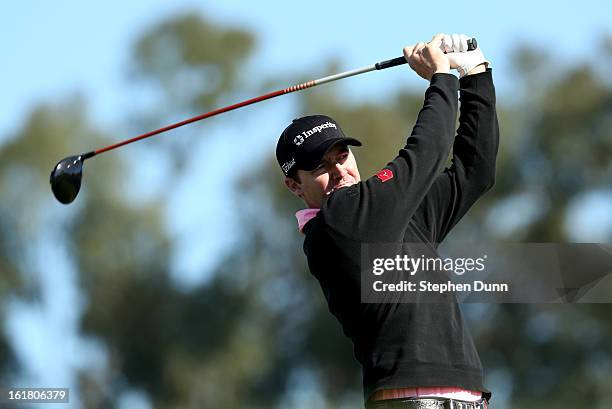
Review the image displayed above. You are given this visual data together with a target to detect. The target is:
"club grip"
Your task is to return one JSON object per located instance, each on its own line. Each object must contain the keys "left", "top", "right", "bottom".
{"left": 375, "top": 37, "right": 477, "bottom": 70}
{"left": 467, "top": 38, "right": 477, "bottom": 51}
{"left": 375, "top": 56, "right": 407, "bottom": 70}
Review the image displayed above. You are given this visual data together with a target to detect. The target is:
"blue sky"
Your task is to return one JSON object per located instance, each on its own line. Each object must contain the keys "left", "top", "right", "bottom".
{"left": 2, "top": 1, "right": 612, "bottom": 408}
{"left": 4, "top": 0, "right": 611, "bottom": 136}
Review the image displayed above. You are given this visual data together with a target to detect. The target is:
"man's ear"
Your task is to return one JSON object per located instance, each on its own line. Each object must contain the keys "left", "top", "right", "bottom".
{"left": 284, "top": 176, "right": 302, "bottom": 198}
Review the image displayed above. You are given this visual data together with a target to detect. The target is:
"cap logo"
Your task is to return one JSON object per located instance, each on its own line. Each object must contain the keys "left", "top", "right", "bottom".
{"left": 293, "top": 121, "right": 337, "bottom": 146}
{"left": 281, "top": 158, "right": 296, "bottom": 174}
{"left": 293, "top": 134, "right": 305, "bottom": 145}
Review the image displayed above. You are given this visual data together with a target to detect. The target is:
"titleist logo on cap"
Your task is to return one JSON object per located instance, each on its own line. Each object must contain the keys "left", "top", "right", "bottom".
{"left": 281, "top": 158, "right": 296, "bottom": 174}
{"left": 293, "top": 121, "right": 337, "bottom": 146}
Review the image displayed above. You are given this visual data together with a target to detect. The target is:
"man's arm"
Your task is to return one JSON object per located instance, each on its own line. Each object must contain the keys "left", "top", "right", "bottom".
{"left": 321, "top": 34, "right": 489, "bottom": 243}
{"left": 413, "top": 67, "right": 499, "bottom": 244}
{"left": 322, "top": 72, "right": 459, "bottom": 242}
{"left": 321, "top": 33, "right": 460, "bottom": 242}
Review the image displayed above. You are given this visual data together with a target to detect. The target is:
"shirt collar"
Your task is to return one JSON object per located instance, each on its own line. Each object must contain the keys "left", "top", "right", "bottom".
{"left": 295, "top": 208, "right": 320, "bottom": 233}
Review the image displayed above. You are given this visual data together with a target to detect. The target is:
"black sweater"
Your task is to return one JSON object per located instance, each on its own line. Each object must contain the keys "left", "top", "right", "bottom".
{"left": 301, "top": 70, "right": 499, "bottom": 404}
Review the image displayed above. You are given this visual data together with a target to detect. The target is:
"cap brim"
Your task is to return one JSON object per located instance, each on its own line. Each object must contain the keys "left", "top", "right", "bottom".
{"left": 297, "top": 137, "right": 362, "bottom": 171}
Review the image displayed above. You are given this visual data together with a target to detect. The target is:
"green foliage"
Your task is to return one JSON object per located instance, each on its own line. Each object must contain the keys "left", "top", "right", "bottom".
{"left": 128, "top": 12, "right": 256, "bottom": 175}
{"left": 0, "top": 95, "right": 117, "bottom": 392}
{"left": 132, "top": 12, "right": 254, "bottom": 113}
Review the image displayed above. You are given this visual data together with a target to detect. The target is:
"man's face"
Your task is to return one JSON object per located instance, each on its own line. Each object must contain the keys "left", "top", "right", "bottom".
{"left": 285, "top": 143, "right": 361, "bottom": 208}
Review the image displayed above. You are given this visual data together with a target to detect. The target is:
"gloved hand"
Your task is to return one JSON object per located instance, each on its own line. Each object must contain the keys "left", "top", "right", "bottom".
{"left": 442, "top": 34, "right": 489, "bottom": 77}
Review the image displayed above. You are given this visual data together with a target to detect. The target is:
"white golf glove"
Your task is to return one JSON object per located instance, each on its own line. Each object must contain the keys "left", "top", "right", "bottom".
{"left": 442, "top": 34, "right": 489, "bottom": 78}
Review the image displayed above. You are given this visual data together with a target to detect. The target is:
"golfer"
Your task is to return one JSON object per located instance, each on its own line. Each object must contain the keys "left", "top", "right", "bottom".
{"left": 276, "top": 33, "right": 498, "bottom": 409}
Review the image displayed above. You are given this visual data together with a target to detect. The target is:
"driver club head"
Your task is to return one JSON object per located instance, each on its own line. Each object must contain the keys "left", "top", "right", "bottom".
{"left": 50, "top": 154, "right": 87, "bottom": 204}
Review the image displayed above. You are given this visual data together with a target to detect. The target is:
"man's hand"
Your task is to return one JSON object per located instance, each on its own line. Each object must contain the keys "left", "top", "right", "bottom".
{"left": 403, "top": 33, "right": 450, "bottom": 81}
{"left": 442, "top": 34, "right": 489, "bottom": 77}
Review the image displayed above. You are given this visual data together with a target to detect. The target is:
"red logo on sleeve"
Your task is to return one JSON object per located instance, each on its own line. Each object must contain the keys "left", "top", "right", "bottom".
{"left": 376, "top": 169, "right": 394, "bottom": 182}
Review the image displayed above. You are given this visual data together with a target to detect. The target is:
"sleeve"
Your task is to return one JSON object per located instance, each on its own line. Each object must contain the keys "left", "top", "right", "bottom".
{"left": 413, "top": 69, "right": 499, "bottom": 244}
{"left": 320, "top": 73, "right": 460, "bottom": 242}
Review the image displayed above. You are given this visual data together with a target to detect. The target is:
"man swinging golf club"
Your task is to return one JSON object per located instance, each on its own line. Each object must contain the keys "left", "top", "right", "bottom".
{"left": 276, "top": 33, "right": 499, "bottom": 409}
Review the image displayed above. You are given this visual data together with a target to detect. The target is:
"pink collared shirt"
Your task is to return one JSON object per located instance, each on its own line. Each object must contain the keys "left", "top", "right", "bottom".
{"left": 295, "top": 208, "right": 482, "bottom": 402}
{"left": 296, "top": 208, "right": 321, "bottom": 233}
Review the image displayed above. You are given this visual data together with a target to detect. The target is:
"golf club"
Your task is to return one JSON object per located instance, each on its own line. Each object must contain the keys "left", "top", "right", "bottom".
{"left": 50, "top": 38, "right": 477, "bottom": 204}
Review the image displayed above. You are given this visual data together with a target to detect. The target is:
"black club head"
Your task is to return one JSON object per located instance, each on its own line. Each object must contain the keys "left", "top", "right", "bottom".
{"left": 50, "top": 155, "right": 86, "bottom": 204}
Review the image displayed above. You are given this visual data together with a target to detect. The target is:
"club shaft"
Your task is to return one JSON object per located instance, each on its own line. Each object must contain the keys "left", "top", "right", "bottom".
{"left": 92, "top": 37, "right": 477, "bottom": 156}
{"left": 92, "top": 62, "right": 396, "bottom": 156}
{"left": 94, "top": 89, "right": 285, "bottom": 155}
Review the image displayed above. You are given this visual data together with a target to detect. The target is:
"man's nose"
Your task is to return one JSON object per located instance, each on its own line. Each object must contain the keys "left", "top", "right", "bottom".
{"left": 332, "top": 162, "right": 348, "bottom": 178}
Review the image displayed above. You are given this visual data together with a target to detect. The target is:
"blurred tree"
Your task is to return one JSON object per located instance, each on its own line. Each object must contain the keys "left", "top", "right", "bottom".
{"left": 460, "top": 42, "right": 612, "bottom": 409}
{"left": 0, "top": 97, "right": 112, "bottom": 390}
{"left": 132, "top": 12, "right": 253, "bottom": 111}
{"left": 128, "top": 11, "right": 255, "bottom": 173}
